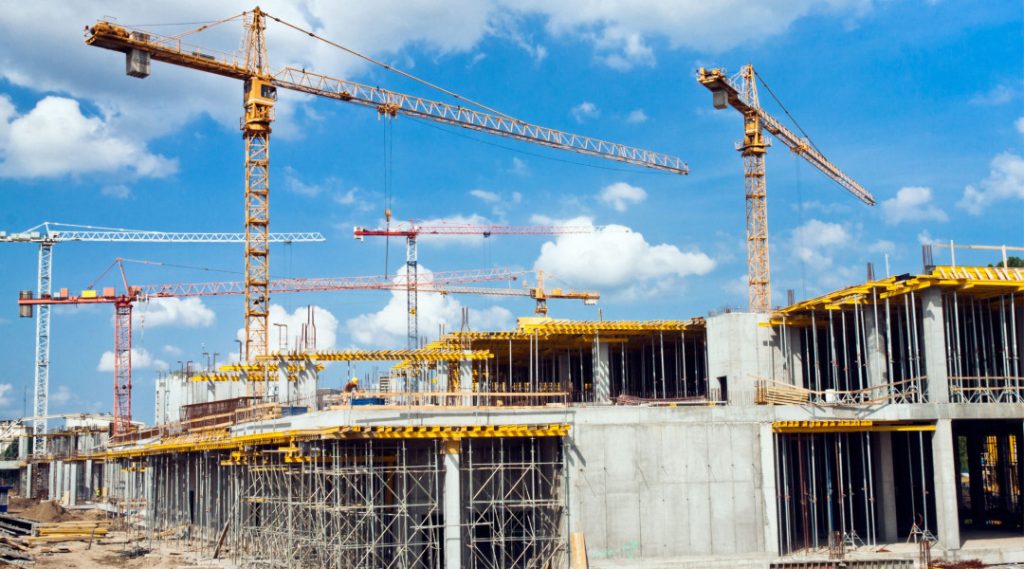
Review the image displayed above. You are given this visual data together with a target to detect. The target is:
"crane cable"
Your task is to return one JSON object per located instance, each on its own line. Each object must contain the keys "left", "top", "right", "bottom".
{"left": 264, "top": 12, "right": 513, "bottom": 119}
{"left": 752, "top": 69, "right": 823, "bottom": 156}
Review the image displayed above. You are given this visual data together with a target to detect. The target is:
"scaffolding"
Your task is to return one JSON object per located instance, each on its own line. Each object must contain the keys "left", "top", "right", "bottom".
{"left": 104, "top": 426, "right": 566, "bottom": 568}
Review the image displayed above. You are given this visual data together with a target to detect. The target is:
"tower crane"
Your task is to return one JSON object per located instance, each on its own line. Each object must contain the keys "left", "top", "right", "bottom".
{"left": 697, "top": 65, "right": 876, "bottom": 312}
{"left": 18, "top": 262, "right": 520, "bottom": 434}
{"left": 422, "top": 270, "right": 600, "bottom": 316}
{"left": 86, "top": 9, "right": 687, "bottom": 364}
{"left": 0, "top": 222, "right": 323, "bottom": 452}
{"left": 353, "top": 221, "right": 595, "bottom": 348}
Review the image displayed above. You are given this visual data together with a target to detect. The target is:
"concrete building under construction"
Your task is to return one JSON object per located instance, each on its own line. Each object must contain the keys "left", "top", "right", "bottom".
{"left": 14, "top": 262, "right": 1024, "bottom": 568}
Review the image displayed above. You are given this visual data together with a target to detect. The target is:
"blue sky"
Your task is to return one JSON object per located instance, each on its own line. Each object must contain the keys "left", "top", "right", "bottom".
{"left": 0, "top": 1, "right": 1021, "bottom": 423}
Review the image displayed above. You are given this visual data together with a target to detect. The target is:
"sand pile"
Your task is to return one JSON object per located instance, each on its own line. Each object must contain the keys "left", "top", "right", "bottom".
{"left": 18, "top": 500, "right": 68, "bottom": 522}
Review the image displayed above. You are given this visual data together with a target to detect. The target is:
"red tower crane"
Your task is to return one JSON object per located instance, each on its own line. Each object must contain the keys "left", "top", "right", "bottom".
{"left": 354, "top": 221, "right": 595, "bottom": 349}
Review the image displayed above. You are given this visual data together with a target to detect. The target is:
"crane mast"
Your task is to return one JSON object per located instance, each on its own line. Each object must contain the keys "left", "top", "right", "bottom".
{"left": 697, "top": 64, "right": 875, "bottom": 312}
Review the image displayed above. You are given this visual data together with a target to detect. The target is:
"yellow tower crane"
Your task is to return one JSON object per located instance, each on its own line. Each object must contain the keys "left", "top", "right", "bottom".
{"left": 86, "top": 9, "right": 688, "bottom": 365}
{"left": 697, "top": 65, "right": 876, "bottom": 312}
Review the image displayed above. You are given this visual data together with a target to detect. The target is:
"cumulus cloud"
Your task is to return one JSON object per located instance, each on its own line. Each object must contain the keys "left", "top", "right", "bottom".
{"left": 533, "top": 216, "right": 714, "bottom": 298}
{"left": 346, "top": 265, "right": 513, "bottom": 348}
{"left": 570, "top": 101, "right": 600, "bottom": 123}
{"left": 0, "top": 384, "right": 12, "bottom": 408}
{"left": 880, "top": 186, "right": 948, "bottom": 224}
{"left": 134, "top": 298, "right": 215, "bottom": 328}
{"left": 957, "top": 152, "right": 1024, "bottom": 215}
{"left": 0, "top": 95, "right": 176, "bottom": 179}
{"left": 97, "top": 347, "right": 169, "bottom": 372}
{"left": 469, "top": 189, "right": 501, "bottom": 203}
{"left": 50, "top": 385, "right": 73, "bottom": 406}
{"left": 598, "top": 182, "right": 647, "bottom": 212}
{"left": 234, "top": 304, "right": 339, "bottom": 354}
{"left": 790, "top": 219, "right": 852, "bottom": 271}
{"left": 410, "top": 213, "right": 495, "bottom": 246}
{"left": 625, "top": 109, "right": 648, "bottom": 124}
{"left": 969, "top": 83, "right": 1020, "bottom": 106}
{"left": 1016, "top": 117, "right": 1024, "bottom": 135}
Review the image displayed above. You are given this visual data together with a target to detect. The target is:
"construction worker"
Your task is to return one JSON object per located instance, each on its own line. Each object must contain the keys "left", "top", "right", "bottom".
{"left": 342, "top": 377, "right": 359, "bottom": 403}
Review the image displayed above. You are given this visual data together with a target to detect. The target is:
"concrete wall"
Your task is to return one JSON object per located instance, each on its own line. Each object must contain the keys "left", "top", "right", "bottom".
{"left": 567, "top": 407, "right": 774, "bottom": 566}
{"left": 706, "top": 312, "right": 774, "bottom": 405}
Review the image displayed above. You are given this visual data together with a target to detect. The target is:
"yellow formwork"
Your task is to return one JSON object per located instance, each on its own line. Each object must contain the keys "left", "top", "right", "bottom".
{"left": 95, "top": 423, "right": 571, "bottom": 460}
{"left": 772, "top": 420, "right": 936, "bottom": 433}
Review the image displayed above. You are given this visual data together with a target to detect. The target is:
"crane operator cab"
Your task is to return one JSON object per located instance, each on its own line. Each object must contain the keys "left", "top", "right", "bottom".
{"left": 243, "top": 78, "right": 277, "bottom": 129}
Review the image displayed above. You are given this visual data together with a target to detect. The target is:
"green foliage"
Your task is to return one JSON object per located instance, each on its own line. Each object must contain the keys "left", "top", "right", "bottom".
{"left": 988, "top": 256, "right": 1024, "bottom": 268}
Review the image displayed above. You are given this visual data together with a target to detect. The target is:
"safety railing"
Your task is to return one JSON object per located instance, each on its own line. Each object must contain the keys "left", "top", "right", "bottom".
{"left": 324, "top": 390, "right": 569, "bottom": 409}
{"left": 755, "top": 377, "right": 926, "bottom": 406}
{"left": 949, "top": 376, "right": 1024, "bottom": 404}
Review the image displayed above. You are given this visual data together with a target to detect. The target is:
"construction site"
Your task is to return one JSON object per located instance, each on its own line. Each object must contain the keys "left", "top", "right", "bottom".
{"left": 0, "top": 5, "right": 1020, "bottom": 569}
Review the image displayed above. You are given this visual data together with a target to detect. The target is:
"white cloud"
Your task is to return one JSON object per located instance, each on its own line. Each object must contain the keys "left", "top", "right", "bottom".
{"left": 0, "top": 384, "right": 12, "bottom": 408}
{"left": 917, "top": 230, "right": 938, "bottom": 246}
{"left": 880, "top": 186, "right": 948, "bottom": 224}
{"left": 1016, "top": 117, "right": 1024, "bottom": 135}
{"left": 283, "top": 166, "right": 324, "bottom": 197}
{"left": 793, "top": 200, "right": 851, "bottom": 215}
{"left": 598, "top": 182, "right": 647, "bottom": 212}
{"left": 162, "top": 345, "right": 183, "bottom": 357}
{"left": 134, "top": 298, "right": 215, "bottom": 328}
{"left": 791, "top": 219, "right": 851, "bottom": 269}
{"left": 97, "top": 347, "right": 169, "bottom": 372}
{"left": 50, "top": 385, "right": 73, "bottom": 406}
{"left": 533, "top": 217, "right": 714, "bottom": 297}
{"left": 625, "top": 109, "right": 648, "bottom": 124}
{"left": 509, "top": 157, "right": 530, "bottom": 176}
{"left": 957, "top": 152, "right": 1024, "bottom": 215}
{"left": 101, "top": 184, "right": 132, "bottom": 199}
{"left": 969, "top": 83, "right": 1019, "bottom": 106}
{"left": 0, "top": 95, "right": 176, "bottom": 179}
{"left": 469, "top": 189, "right": 501, "bottom": 203}
{"left": 595, "top": 28, "right": 655, "bottom": 70}
{"left": 346, "top": 265, "right": 513, "bottom": 348}
{"left": 570, "top": 101, "right": 600, "bottom": 123}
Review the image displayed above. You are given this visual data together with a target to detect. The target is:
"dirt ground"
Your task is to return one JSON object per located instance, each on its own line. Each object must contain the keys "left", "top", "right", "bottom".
{"left": 30, "top": 535, "right": 231, "bottom": 569}
{"left": 6, "top": 499, "right": 231, "bottom": 569}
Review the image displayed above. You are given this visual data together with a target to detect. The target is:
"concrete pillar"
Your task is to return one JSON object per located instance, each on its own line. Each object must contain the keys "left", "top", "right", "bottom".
{"left": 863, "top": 309, "right": 890, "bottom": 389}
{"left": 83, "top": 459, "right": 93, "bottom": 501}
{"left": 874, "top": 432, "right": 899, "bottom": 542}
{"left": 922, "top": 288, "right": 949, "bottom": 403}
{"left": 459, "top": 353, "right": 474, "bottom": 406}
{"left": 759, "top": 423, "right": 780, "bottom": 554}
{"left": 69, "top": 463, "right": 78, "bottom": 506}
{"left": 17, "top": 436, "right": 27, "bottom": 460}
{"left": 591, "top": 340, "right": 611, "bottom": 403}
{"left": 442, "top": 440, "right": 462, "bottom": 569}
{"left": 24, "top": 464, "right": 32, "bottom": 499}
{"left": 931, "top": 420, "right": 961, "bottom": 550}
{"left": 48, "top": 461, "right": 56, "bottom": 501}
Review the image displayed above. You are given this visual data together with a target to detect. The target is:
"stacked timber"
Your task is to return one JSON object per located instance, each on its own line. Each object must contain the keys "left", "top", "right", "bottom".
{"left": 0, "top": 534, "right": 32, "bottom": 567}
{"left": 755, "top": 380, "right": 811, "bottom": 405}
{"left": 29, "top": 520, "right": 110, "bottom": 544}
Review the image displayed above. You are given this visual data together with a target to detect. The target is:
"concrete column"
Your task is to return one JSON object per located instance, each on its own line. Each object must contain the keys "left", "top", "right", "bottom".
{"left": 83, "top": 459, "right": 93, "bottom": 501}
{"left": 874, "top": 432, "right": 899, "bottom": 542}
{"left": 442, "top": 440, "right": 462, "bottom": 569}
{"left": 931, "top": 420, "right": 961, "bottom": 550}
{"left": 592, "top": 340, "right": 610, "bottom": 403}
{"left": 863, "top": 309, "right": 890, "bottom": 389}
{"left": 48, "top": 461, "right": 56, "bottom": 501}
{"left": 69, "top": 463, "right": 78, "bottom": 506}
{"left": 922, "top": 288, "right": 949, "bottom": 403}
{"left": 759, "top": 423, "right": 780, "bottom": 554}
{"left": 459, "top": 352, "right": 474, "bottom": 406}
{"left": 17, "top": 436, "right": 27, "bottom": 460}
{"left": 24, "top": 464, "right": 32, "bottom": 499}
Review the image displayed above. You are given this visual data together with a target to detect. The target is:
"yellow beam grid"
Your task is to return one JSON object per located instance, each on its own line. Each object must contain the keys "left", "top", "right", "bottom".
{"left": 428, "top": 317, "right": 706, "bottom": 358}
{"left": 772, "top": 420, "right": 936, "bottom": 433}
{"left": 768, "top": 265, "right": 1024, "bottom": 327}
{"left": 94, "top": 423, "right": 572, "bottom": 460}
{"left": 189, "top": 362, "right": 327, "bottom": 382}
{"left": 255, "top": 348, "right": 494, "bottom": 363}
